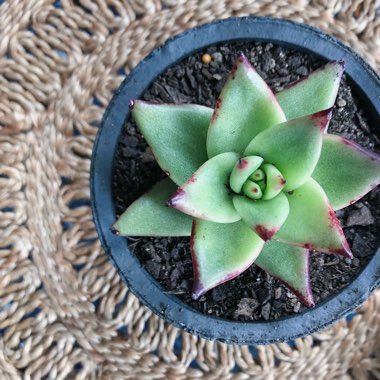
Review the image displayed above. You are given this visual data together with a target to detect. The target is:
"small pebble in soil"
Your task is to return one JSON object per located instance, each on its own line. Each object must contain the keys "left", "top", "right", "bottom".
{"left": 201, "top": 53, "right": 212, "bottom": 64}
{"left": 261, "top": 303, "right": 272, "bottom": 320}
{"left": 235, "top": 298, "right": 259, "bottom": 318}
{"left": 337, "top": 98, "right": 347, "bottom": 107}
{"left": 212, "top": 52, "right": 223, "bottom": 63}
{"left": 346, "top": 206, "right": 374, "bottom": 227}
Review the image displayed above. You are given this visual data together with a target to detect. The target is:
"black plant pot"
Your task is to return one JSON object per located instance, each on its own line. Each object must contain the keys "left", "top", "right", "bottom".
{"left": 90, "top": 17, "right": 380, "bottom": 345}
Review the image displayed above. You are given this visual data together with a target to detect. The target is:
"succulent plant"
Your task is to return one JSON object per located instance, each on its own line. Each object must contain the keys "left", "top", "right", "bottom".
{"left": 113, "top": 53, "right": 380, "bottom": 307}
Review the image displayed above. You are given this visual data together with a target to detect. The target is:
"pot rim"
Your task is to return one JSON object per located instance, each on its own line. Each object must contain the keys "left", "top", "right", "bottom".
{"left": 90, "top": 16, "right": 380, "bottom": 345}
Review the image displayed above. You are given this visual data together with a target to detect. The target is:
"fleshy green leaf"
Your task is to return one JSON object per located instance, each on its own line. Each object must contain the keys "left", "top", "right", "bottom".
{"left": 244, "top": 108, "right": 332, "bottom": 191}
{"left": 275, "top": 178, "right": 352, "bottom": 257}
{"left": 261, "top": 163, "right": 286, "bottom": 200}
{"left": 242, "top": 180, "right": 263, "bottom": 200}
{"left": 168, "top": 152, "right": 241, "bottom": 223}
{"left": 113, "top": 178, "right": 192, "bottom": 237}
{"left": 207, "top": 53, "right": 286, "bottom": 158}
{"left": 249, "top": 169, "right": 264, "bottom": 181}
{"left": 229, "top": 156, "right": 263, "bottom": 193}
{"left": 191, "top": 219, "right": 264, "bottom": 299}
{"left": 255, "top": 240, "right": 314, "bottom": 307}
{"left": 233, "top": 193, "right": 289, "bottom": 241}
{"left": 312, "top": 134, "right": 380, "bottom": 210}
{"left": 276, "top": 60, "right": 344, "bottom": 120}
{"left": 131, "top": 100, "right": 213, "bottom": 185}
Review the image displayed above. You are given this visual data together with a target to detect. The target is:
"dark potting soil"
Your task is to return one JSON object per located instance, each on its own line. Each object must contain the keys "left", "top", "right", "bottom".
{"left": 112, "top": 42, "right": 380, "bottom": 321}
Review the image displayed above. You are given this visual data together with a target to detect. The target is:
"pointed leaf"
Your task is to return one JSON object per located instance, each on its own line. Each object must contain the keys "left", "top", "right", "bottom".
{"left": 233, "top": 193, "right": 289, "bottom": 241}
{"left": 275, "top": 178, "right": 352, "bottom": 257}
{"left": 229, "top": 156, "right": 263, "bottom": 193}
{"left": 131, "top": 100, "right": 213, "bottom": 185}
{"left": 245, "top": 109, "right": 332, "bottom": 191}
{"left": 191, "top": 219, "right": 264, "bottom": 299}
{"left": 312, "top": 134, "right": 380, "bottom": 210}
{"left": 113, "top": 179, "right": 192, "bottom": 237}
{"left": 261, "top": 163, "right": 286, "bottom": 200}
{"left": 276, "top": 60, "right": 344, "bottom": 120}
{"left": 255, "top": 240, "right": 314, "bottom": 307}
{"left": 168, "top": 152, "right": 241, "bottom": 223}
{"left": 207, "top": 53, "right": 286, "bottom": 158}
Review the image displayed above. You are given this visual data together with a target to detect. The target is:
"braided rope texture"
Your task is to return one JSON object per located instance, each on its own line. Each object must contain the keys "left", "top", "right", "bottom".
{"left": 0, "top": 0, "right": 380, "bottom": 378}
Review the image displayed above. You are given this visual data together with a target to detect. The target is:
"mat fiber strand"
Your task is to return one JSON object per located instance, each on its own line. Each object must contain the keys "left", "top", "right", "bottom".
{"left": 0, "top": 0, "right": 380, "bottom": 379}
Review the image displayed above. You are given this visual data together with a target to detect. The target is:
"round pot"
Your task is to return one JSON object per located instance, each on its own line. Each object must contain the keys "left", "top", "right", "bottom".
{"left": 90, "top": 16, "right": 380, "bottom": 345}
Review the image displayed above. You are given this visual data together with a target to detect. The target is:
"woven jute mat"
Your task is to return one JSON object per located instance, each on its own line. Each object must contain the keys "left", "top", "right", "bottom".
{"left": 1, "top": 0, "right": 380, "bottom": 378}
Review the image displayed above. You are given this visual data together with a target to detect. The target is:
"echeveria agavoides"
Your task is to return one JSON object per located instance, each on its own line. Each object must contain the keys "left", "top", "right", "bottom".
{"left": 114, "top": 53, "right": 380, "bottom": 308}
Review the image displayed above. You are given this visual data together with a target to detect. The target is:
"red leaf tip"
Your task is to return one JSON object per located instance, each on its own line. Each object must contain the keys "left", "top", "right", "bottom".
{"left": 230, "top": 52, "right": 253, "bottom": 78}
{"left": 191, "top": 246, "right": 207, "bottom": 300}
{"left": 342, "top": 240, "right": 353, "bottom": 259}
{"left": 327, "top": 206, "right": 353, "bottom": 258}
{"left": 255, "top": 225, "right": 277, "bottom": 241}
{"left": 238, "top": 158, "right": 249, "bottom": 170}
{"left": 328, "top": 243, "right": 353, "bottom": 259}
{"left": 295, "top": 289, "right": 315, "bottom": 308}
{"left": 237, "top": 51, "right": 250, "bottom": 64}
{"left": 167, "top": 188, "right": 186, "bottom": 208}
{"left": 191, "top": 284, "right": 205, "bottom": 300}
{"left": 311, "top": 107, "right": 333, "bottom": 132}
{"left": 236, "top": 51, "right": 253, "bottom": 70}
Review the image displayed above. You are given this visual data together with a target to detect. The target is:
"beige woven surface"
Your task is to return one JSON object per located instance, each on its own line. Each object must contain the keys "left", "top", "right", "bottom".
{"left": 1, "top": 0, "right": 380, "bottom": 378}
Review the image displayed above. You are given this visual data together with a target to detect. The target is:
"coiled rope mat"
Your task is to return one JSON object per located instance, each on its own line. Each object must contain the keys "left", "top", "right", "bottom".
{"left": 1, "top": 0, "right": 380, "bottom": 378}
